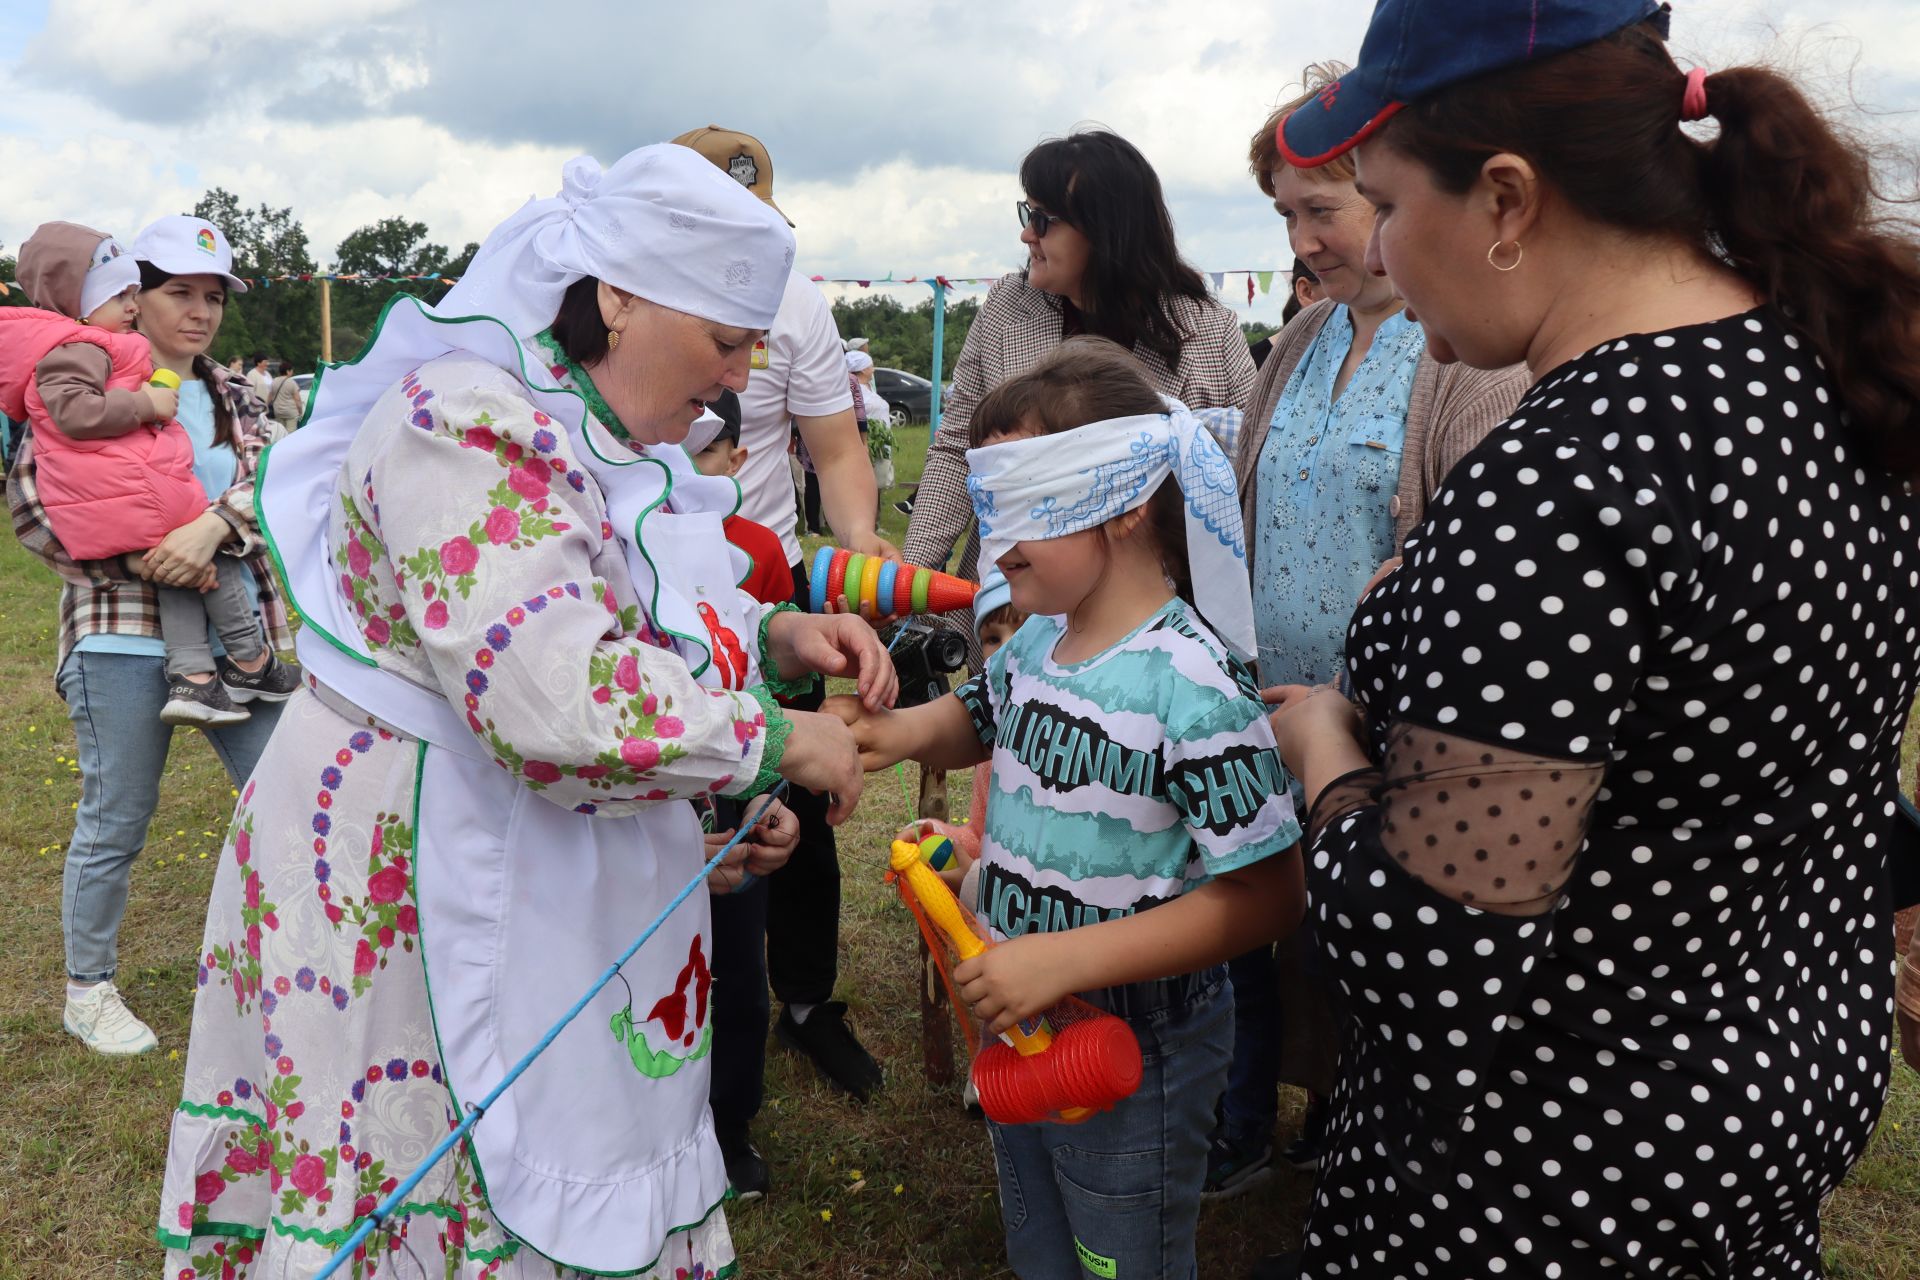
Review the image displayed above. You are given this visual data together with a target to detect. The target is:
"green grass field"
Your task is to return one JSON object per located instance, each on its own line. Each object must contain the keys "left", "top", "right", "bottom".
{"left": 0, "top": 421, "right": 1915, "bottom": 1277}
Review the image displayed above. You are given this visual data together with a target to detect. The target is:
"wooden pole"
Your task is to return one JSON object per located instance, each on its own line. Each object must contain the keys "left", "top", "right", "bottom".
{"left": 319, "top": 277, "right": 333, "bottom": 364}
{"left": 916, "top": 763, "right": 955, "bottom": 1085}
{"left": 927, "top": 281, "right": 946, "bottom": 432}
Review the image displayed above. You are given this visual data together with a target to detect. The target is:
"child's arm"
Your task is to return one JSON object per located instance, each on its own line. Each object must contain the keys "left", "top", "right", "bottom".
{"left": 823, "top": 691, "right": 988, "bottom": 773}
{"left": 35, "top": 347, "right": 165, "bottom": 440}
{"left": 955, "top": 851, "right": 1304, "bottom": 1035}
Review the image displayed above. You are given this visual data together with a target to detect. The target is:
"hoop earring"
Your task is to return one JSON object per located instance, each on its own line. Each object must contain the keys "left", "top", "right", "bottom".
{"left": 1487, "top": 240, "right": 1524, "bottom": 273}
{"left": 607, "top": 329, "right": 622, "bottom": 351}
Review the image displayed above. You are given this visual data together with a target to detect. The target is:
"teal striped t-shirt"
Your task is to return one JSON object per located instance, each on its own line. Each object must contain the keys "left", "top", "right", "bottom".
{"left": 954, "top": 598, "right": 1301, "bottom": 942}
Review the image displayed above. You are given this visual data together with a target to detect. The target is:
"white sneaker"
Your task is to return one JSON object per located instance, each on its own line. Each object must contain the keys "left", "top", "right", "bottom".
{"left": 64, "top": 982, "right": 158, "bottom": 1056}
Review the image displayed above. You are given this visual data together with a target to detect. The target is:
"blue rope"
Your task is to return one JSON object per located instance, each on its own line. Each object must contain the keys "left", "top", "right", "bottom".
{"left": 315, "top": 786, "right": 787, "bottom": 1278}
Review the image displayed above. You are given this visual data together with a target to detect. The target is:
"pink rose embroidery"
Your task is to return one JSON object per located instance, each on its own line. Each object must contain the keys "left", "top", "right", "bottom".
{"left": 234, "top": 830, "right": 251, "bottom": 865}
{"left": 423, "top": 600, "right": 450, "bottom": 630}
{"left": 178, "top": 1202, "right": 194, "bottom": 1229}
{"left": 615, "top": 654, "right": 640, "bottom": 694}
{"left": 346, "top": 538, "right": 372, "bottom": 578}
{"left": 195, "top": 1171, "right": 227, "bottom": 1204}
{"left": 396, "top": 905, "right": 419, "bottom": 934}
{"left": 485, "top": 506, "right": 520, "bottom": 545}
{"left": 592, "top": 685, "right": 612, "bottom": 704}
{"left": 226, "top": 1146, "right": 257, "bottom": 1175}
{"left": 507, "top": 461, "right": 550, "bottom": 501}
{"left": 364, "top": 616, "right": 391, "bottom": 645}
{"left": 463, "top": 426, "right": 498, "bottom": 451}
{"left": 641, "top": 693, "right": 658, "bottom": 715}
{"left": 654, "top": 715, "right": 684, "bottom": 739}
{"left": 620, "top": 737, "right": 661, "bottom": 771}
{"left": 290, "top": 1154, "right": 327, "bottom": 1197}
{"left": 354, "top": 939, "right": 376, "bottom": 977}
{"left": 366, "top": 866, "right": 408, "bottom": 904}
{"left": 523, "top": 760, "right": 562, "bottom": 784}
{"left": 439, "top": 536, "right": 479, "bottom": 576}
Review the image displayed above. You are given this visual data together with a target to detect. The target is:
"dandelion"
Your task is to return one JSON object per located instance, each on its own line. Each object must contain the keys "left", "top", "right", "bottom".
{"left": 893, "top": 1184, "right": 904, "bottom": 1196}
{"left": 819, "top": 1210, "right": 832, "bottom": 1223}
{"left": 849, "top": 1169, "right": 861, "bottom": 1181}
{"left": 169, "top": 1050, "right": 180, "bottom": 1061}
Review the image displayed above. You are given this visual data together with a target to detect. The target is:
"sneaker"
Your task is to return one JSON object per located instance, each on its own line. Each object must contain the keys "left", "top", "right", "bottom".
{"left": 962, "top": 1074, "right": 983, "bottom": 1116}
{"left": 1279, "top": 1099, "right": 1330, "bottom": 1172}
{"left": 719, "top": 1135, "right": 769, "bottom": 1202}
{"left": 160, "top": 676, "right": 250, "bottom": 727}
{"left": 892, "top": 499, "right": 915, "bottom": 516}
{"left": 1201, "top": 1131, "right": 1273, "bottom": 1202}
{"left": 217, "top": 652, "right": 302, "bottom": 703}
{"left": 1277, "top": 1132, "right": 1322, "bottom": 1173}
{"left": 64, "top": 982, "right": 158, "bottom": 1055}
{"left": 774, "top": 1002, "right": 883, "bottom": 1101}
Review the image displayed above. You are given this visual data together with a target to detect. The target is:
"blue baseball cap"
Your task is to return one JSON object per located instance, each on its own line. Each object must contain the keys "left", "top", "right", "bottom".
{"left": 1280, "top": 0, "right": 1671, "bottom": 168}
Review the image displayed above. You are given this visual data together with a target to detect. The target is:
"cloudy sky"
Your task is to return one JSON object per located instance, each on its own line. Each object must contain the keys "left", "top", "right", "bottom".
{"left": 3, "top": 0, "right": 1916, "bottom": 324}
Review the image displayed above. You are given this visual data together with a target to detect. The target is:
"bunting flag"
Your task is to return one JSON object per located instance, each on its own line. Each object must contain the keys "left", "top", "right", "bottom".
{"left": 1208, "top": 271, "right": 1226, "bottom": 291}
{"left": 1257, "top": 270, "right": 1275, "bottom": 295}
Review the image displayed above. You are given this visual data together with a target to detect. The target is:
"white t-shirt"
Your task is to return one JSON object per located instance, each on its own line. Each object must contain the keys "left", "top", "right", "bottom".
{"left": 737, "top": 269, "right": 854, "bottom": 564}
{"left": 861, "top": 388, "right": 891, "bottom": 428}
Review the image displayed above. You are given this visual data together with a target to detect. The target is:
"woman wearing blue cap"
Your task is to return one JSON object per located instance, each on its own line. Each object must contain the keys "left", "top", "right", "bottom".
{"left": 1262, "top": 1, "right": 1920, "bottom": 1276}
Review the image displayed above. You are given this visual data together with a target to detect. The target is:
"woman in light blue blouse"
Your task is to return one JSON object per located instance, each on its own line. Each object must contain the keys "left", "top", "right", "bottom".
{"left": 1208, "top": 64, "right": 1530, "bottom": 1218}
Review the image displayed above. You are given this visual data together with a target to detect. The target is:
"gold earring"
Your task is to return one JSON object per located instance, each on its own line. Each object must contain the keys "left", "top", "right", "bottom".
{"left": 607, "top": 329, "right": 621, "bottom": 351}
{"left": 1487, "top": 239, "right": 1524, "bottom": 272}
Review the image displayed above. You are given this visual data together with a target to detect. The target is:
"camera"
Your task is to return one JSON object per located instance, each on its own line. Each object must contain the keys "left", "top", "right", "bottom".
{"left": 885, "top": 618, "right": 969, "bottom": 709}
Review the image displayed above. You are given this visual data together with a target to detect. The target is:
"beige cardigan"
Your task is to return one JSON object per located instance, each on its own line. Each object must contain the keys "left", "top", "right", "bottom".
{"left": 1233, "top": 298, "right": 1533, "bottom": 554}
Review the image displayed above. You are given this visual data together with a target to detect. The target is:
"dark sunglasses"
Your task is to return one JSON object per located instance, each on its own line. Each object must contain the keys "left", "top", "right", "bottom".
{"left": 1016, "top": 201, "right": 1070, "bottom": 237}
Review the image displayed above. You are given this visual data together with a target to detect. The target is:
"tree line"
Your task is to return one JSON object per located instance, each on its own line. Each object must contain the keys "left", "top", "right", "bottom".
{"left": 2, "top": 189, "right": 478, "bottom": 373}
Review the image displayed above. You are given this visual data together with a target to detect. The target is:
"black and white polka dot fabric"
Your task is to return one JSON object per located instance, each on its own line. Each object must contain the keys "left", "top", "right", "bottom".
{"left": 1300, "top": 308, "right": 1920, "bottom": 1278}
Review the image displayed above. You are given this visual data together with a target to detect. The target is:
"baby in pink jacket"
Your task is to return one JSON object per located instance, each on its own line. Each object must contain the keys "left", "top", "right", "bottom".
{"left": 0, "top": 221, "right": 295, "bottom": 726}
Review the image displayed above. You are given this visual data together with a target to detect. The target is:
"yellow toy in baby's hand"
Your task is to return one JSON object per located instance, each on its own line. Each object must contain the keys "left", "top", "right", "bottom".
{"left": 916, "top": 833, "right": 955, "bottom": 872}
{"left": 148, "top": 368, "right": 181, "bottom": 390}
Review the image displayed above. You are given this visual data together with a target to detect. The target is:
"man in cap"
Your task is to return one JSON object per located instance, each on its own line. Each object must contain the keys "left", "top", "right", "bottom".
{"left": 673, "top": 124, "right": 895, "bottom": 1194}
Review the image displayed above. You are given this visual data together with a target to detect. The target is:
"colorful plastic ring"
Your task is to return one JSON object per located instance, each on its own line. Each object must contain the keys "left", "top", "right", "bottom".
{"left": 859, "top": 557, "right": 884, "bottom": 619}
{"left": 810, "top": 545, "right": 835, "bottom": 614}
{"left": 825, "top": 549, "right": 851, "bottom": 608}
{"left": 910, "top": 567, "right": 931, "bottom": 614}
{"left": 841, "top": 553, "right": 868, "bottom": 610}
{"left": 875, "top": 560, "right": 899, "bottom": 620}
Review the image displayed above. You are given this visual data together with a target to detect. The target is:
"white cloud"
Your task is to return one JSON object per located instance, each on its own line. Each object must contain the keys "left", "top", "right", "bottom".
{"left": 4, "top": 0, "right": 1915, "bottom": 331}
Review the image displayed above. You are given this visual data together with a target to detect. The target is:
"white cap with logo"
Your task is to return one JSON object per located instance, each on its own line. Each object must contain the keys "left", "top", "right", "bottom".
{"left": 130, "top": 215, "right": 250, "bottom": 293}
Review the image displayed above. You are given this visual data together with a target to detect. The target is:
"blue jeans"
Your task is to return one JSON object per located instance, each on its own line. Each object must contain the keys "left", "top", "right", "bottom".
{"left": 1219, "top": 943, "right": 1284, "bottom": 1143}
{"left": 987, "top": 969, "right": 1232, "bottom": 1280}
{"left": 59, "top": 651, "right": 284, "bottom": 982}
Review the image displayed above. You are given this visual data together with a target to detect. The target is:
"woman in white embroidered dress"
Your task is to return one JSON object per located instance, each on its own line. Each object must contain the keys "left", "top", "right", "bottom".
{"left": 158, "top": 146, "right": 887, "bottom": 1278}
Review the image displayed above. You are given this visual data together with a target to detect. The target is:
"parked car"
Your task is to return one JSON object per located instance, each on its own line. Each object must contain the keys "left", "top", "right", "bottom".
{"left": 873, "top": 367, "right": 950, "bottom": 427}
{"left": 293, "top": 373, "right": 313, "bottom": 396}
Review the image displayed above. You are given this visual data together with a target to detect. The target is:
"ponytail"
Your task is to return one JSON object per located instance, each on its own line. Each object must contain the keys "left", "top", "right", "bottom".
{"left": 1701, "top": 66, "right": 1920, "bottom": 475}
{"left": 1381, "top": 21, "right": 1920, "bottom": 478}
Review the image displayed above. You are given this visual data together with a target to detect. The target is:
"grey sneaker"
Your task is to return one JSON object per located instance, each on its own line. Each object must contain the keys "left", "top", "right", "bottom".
{"left": 64, "top": 982, "right": 158, "bottom": 1055}
{"left": 217, "top": 652, "right": 302, "bottom": 703}
{"left": 161, "top": 676, "right": 250, "bottom": 727}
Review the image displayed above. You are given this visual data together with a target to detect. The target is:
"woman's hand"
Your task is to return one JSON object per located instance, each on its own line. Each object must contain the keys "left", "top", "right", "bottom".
{"left": 703, "top": 797, "right": 799, "bottom": 893}
{"left": 953, "top": 932, "right": 1082, "bottom": 1037}
{"left": 766, "top": 610, "right": 898, "bottom": 712}
{"left": 1262, "top": 683, "right": 1366, "bottom": 784}
{"left": 775, "top": 708, "right": 864, "bottom": 825}
{"left": 842, "top": 532, "right": 901, "bottom": 563}
{"left": 137, "top": 511, "right": 232, "bottom": 588}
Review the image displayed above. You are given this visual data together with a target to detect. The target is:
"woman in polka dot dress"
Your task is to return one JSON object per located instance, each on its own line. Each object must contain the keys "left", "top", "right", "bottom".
{"left": 1263, "top": 1, "right": 1920, "bottom": 1276}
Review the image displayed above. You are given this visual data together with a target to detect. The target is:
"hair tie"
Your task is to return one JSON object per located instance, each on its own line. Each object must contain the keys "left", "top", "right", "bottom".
{"left": 1681, "top": 67, "right": 1711, "bottom": 122}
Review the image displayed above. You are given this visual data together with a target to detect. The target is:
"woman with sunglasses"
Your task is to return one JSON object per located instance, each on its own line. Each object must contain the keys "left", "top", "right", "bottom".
{"left": 901, "top": 128, "right": 1256, "bottom": 612}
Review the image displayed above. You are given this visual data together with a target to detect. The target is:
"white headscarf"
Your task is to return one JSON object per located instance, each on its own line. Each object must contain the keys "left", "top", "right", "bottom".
{"left": 441, "top": 145, "right": 795, "bottom": 337}
{"left": 965, "top": 400, "right": 1256, "bottom": 659}
{"left": 297, "top": 143, "right": 796, "bottom": 457}
{"left": 844, "top": 350, "right": 874, "bottom": 374}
